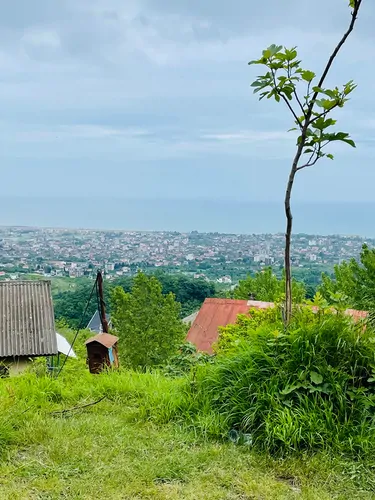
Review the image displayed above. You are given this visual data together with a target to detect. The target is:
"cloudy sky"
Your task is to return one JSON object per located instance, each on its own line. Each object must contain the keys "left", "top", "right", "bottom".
{"left": 1, "top": 0, "right": 374, "bottom": 203}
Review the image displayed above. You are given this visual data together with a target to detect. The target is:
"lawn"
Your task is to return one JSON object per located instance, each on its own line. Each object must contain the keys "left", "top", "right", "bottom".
{"left": 0, "top": 365, "right": 374, "bottom": 500}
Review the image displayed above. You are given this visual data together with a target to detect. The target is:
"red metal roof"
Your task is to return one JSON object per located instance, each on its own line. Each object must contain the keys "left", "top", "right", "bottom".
{"left": 186, "top": 298, "right": 250, "bottom": 354}
{"left": 187, "top": 298, "right": 368, "bottom": 354}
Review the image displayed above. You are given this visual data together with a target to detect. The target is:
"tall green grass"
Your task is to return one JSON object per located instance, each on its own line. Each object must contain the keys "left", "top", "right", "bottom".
{"left": 1, "top": 307, "right": 375, "bottom": 461}
{"left": 180, "top": 308, "right": 375, "bottom": 456}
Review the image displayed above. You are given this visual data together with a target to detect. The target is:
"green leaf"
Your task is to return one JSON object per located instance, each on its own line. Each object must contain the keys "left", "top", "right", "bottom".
{"left": 280, "top": 384, "right": 302, "bottom": 395}
{"left": 301, "top": 70, "right": 315, "bottom": 82}
{"left": 312, "top": 117, "right": 337, "bottom": 130}
{"left": 285, "top": 48, "right": 298, "bottom": 61}
{"left": 250, "top": 81, "right": 264, "bottom": 87}
{"left": 323, "top": 89, "right": 337, "bottom": 99}
{"left": 313, "top": 87, "right": 337, "bottom": 99}
{"left": 368, "top": 377, "right": 375, "bottom": 382}
{"left": 310, "top": 371, "right": 323, "bottom": 385}
{"left": 248, "top": 58, "right": 267, "bottom": 66}
{"left": 321, "top": 99, "right": 336, "bottom": 110}
{"left": 327, "top": 154, "right": 334, "bottom": 160}
{"left": 344, "top": 80, "right": 357, "bottom": 95}
{"left": 267, "top": 44, "right": 283, "bottom": 56}
{"left": 262, "top": 48, "right": 272, "bottom": 59}
{"left": 325, "top": 132, "right": 356, "bottom": 148}
{"left": 312, "top": 86, "right": 324, "bottom": 93}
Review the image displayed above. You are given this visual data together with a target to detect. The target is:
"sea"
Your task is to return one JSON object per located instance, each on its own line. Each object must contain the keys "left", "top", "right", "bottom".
{"left": 1, "top": 197, "right": 375, "bottom": 237}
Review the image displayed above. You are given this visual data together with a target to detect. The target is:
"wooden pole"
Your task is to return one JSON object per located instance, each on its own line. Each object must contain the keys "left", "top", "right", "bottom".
{"left": 97, "top": 270, "right": 109, "bottom": 333}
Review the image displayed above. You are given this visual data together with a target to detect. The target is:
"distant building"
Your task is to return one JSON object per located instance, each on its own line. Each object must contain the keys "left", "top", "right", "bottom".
{"left": 217, "top": 276, "right": 232, "bottom": 284}
{"left": 87, "top": 310, "right": 112, "bottom": 333}
{"left": 254, "top": 254, "right": 269, "bottom": 263}
{"left": 182, "top": 311, "right": 199, "bottom": 325}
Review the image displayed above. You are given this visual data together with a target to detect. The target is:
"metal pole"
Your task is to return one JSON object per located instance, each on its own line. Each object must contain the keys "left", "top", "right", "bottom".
{"left": 97, "top": 270, "right": 109, "bottom": 333}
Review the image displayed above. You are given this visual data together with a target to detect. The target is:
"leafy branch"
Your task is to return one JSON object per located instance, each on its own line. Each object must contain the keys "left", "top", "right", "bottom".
{"left": 248, "top": 0, "right": 363, "bottom": 323}
{"left": 249, "top": 45, "right": 357, "bottom": 164}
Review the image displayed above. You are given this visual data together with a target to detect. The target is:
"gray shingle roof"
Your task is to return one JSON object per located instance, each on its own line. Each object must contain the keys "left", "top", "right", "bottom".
{"left": 0, "top": 280, "right": 58, "bottom": 357}
{"left": 87, "top": 310, "right": 111, "bottom": 333}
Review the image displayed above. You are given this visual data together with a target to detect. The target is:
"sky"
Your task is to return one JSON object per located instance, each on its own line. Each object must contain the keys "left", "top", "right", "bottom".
{"left": 0, "top": 0, "right": 374, "bottom": 203}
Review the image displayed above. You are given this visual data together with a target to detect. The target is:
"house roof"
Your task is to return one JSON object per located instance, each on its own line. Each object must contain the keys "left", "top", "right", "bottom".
{"left": 186, "top": 298, "right": 250, "bottom": 354}
{"left": 87, "top": 310, "right": 111, "bottom": 333}
{"left": 0, "top": 280, "right": 58, "bottom": 357}
{"left": 187, "top": 298, "right": 368, "bottom": 354}
{"left": 85, "top": 333, "right": 119, "bottom": 348}
{"left": 182, "top": 311, "right": 199, "bottom": 325}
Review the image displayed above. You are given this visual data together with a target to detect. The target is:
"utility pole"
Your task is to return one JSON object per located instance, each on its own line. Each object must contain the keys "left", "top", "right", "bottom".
{"left": 97, "top": 270, "right": 109, "bottom": 333}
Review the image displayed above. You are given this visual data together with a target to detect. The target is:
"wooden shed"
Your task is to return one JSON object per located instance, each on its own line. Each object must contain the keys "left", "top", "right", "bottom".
{"left": 85, "top": 333, "right": 119, "bottom": 374}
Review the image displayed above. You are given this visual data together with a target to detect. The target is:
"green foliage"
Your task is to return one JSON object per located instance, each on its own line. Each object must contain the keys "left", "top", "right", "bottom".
{"left": 54, "top": 273, "right": 214, "bottom": 328}
{"left": 54, "top": 281, "right": 98, "bottom": 329}
{"left": 319, "top": 244, "right": 375, "bottom": 310}
{"left": 182, "top": 307, "right": 375, "bottom": 456}
{"left": 163, "top": 342, "right": 214, "bottom": 377}
{"left": 111, "top": 273, "right": 185, "bottom": 369}
{"left": 216, "top": 306, "right": 282, "bottom": 353}
{"left": 154, "top": 272, "right": 216, "bottom": 318}
{"left": 234, "top": 267, "right": 306, "bottom": 302}
{"left": 0, "top": 367, "right": 374, "bottom": 498}
{"left": 249, "top": 44, "right": 356, "bottom": 166}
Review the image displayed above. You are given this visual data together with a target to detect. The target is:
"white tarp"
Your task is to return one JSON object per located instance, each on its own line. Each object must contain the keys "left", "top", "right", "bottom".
{"left": 56, "top": 332, "right": 77, "bottom": 358}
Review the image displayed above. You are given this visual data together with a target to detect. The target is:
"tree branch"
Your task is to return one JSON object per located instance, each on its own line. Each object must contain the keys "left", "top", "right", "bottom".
{"left": 281, "top": 95, "right": 303, "bottom": 128}
{"left": 293, "top": 90, "right": 306, "bottom": 118}
{"left": 305, "top": 81, "right": 312, "bottom": 107}
{"left": 309, "top": 102, "right": 340, "bottom": 125}
{"left": 296, "top": 155, "right": 320, "bottom": 171}
{"left": 50, "top": 396, "right": 106, "bottom": 415}
{"left": 270, "top": 67, "right": 303, "bottom": 128}
{"left": 309, "top": 0, "right": 362, "bottom": 111}
{"left": 296, "top": 140, "right": 327, "bottom": 171}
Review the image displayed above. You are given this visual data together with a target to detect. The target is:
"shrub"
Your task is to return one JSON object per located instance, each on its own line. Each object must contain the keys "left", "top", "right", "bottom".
{"left": 163, "top": 342, "right": 214, "bottom": 377}
{"left": 111, "top": 273, "right": 185, "bottom": 370}
{"left": 182, "top": 307, "right": 375, "bottom": 456}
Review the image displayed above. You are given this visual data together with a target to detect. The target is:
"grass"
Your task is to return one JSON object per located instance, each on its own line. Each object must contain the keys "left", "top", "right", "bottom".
{"left": 1, "top": 308, "right": 375, "bottom": 498}
{"left": 200, "top": 306, "right": 375, "bottom": 457}
{"left": 0, "top": 363, "right": 374, "bottom": 499}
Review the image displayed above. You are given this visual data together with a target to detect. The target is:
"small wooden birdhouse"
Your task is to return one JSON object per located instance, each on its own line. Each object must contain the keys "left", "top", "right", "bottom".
{"left": 85, "top": 333, "right": 119, "bottom": 374}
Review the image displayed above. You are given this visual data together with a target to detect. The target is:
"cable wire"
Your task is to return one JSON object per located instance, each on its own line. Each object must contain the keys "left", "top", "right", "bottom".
{"left": 56, "top": 275, "right": 98, "bottom": 378}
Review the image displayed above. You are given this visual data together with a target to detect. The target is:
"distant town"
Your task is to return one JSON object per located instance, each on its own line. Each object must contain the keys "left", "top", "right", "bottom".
{"left": 0, "top": 226, "right": 371, "bottom": 286}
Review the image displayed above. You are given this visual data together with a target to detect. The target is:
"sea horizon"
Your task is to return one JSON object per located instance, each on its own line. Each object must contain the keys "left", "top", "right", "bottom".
{"left": 1, "top": 197, "right": 374, "bottom": 238}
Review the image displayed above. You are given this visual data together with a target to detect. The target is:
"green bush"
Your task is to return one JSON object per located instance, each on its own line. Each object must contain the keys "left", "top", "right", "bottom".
{"left": 182, "top": 307, "right": 375, "bottom": 456}
{"left": 163, "top": 342, "right": 214, "bottom": 377}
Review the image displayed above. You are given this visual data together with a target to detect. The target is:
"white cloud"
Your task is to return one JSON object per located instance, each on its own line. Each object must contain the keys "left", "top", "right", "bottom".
{"left": 60, "top": 125, "right": 150, "bottom": 139}
{"left": 22, "top": 29, "right": 61, "bottom": 49}
{"left": 202, "top": 130, "right": 292, "bottom": 143}
{"left": 0, "top": 0, "right": 372, "bottom": 201}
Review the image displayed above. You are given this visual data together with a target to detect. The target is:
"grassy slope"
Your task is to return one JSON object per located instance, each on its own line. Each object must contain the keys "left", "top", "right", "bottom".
{"left": 1, "top": 406, "right": 372, "bottom": 500}
{"left": 0, "top": 363, "right": 374, "bottom": 500}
